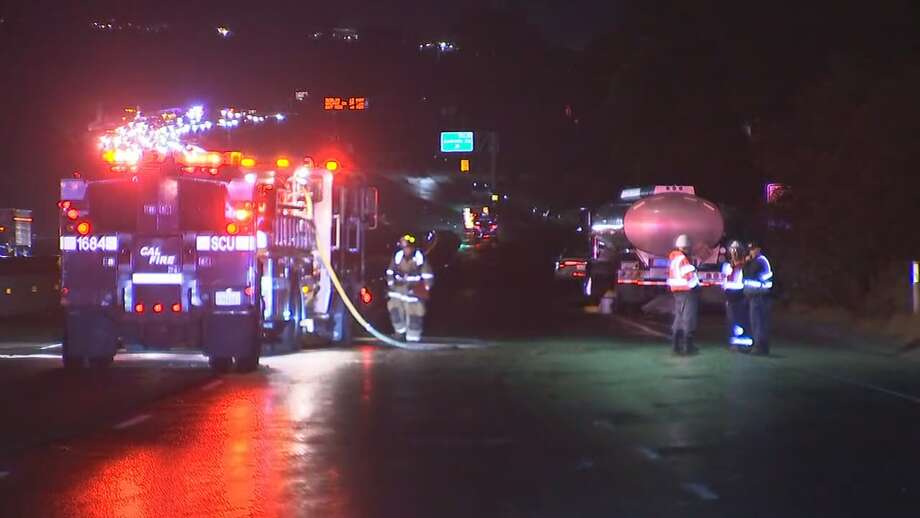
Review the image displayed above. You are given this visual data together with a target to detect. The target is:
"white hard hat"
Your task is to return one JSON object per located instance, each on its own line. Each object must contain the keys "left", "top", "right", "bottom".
{"left": 674, "top": 234, "right": 691, "bottom": 249}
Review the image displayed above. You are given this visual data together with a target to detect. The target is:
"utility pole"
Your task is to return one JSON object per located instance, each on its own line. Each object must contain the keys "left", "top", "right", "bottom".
{"left": 488, "top": 131, "right": 499, "bottom": 191}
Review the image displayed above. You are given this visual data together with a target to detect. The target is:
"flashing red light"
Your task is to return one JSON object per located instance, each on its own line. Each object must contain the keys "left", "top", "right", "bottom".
{"left": 234, "top": 208, "right": 252, "bottom": 221}
{"left": 61, "top": 287, "right": 69, "bottom": 296}
{"left": 324, "top": 160, "right": 339, "bottom": 172}
{"left": 360, "top": 287, "right": 373, "bottom": 304}
{"left": 226, "top": 222, "right": 240, "bottom": 235}
{"left": 561, "top": 260, "right": 586, "bottom": 268}
{"left": 244, "top": 286, "right": 254, "bottom": 297}
{"left": 572, "top": 271, "right": 587, "bottom": 278}
{"left": 58, "top": 200, "right": 72, "bottom": 210}
{"left": 152, "top": 303, "right": 164, "bottom": 314}
{"left": 134, "top": 303, "right": 145, "bottom": 313}
{"left": 171, "top": 302, "right": 182, "bottom": 313}
{"left": 181, "top": 166, "right": 196, "bottom": 174}
{"left": 66, "top": 208, "right": 79, "bottom": 220}
{"left": 76, "top": 221, "right": 91, "bottom": 236}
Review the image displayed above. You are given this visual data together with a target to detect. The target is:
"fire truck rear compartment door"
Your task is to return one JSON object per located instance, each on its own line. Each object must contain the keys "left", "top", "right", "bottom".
{"left": 131, "top": 237, "right": 183, "bottom": 308}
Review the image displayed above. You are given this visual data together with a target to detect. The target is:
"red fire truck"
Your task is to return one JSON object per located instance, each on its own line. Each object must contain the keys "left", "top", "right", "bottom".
{"left": 60, "top": 117, "right": 378, "bottom": 372}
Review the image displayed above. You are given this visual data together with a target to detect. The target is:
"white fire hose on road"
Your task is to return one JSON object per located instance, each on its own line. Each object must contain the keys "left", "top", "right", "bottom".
{"left": 307, "top": 195, "right": 444, "bottom": 351}
{"left": 313, "top": 244, "right": 421, "bottom": 349}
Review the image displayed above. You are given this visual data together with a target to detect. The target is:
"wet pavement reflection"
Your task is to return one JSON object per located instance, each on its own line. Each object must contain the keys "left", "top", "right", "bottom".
{"left": 2, "top": 350, "right": 358, "bottom": 517}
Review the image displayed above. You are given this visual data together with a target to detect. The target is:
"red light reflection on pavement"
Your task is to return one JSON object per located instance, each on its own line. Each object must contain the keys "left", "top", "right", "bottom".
{"left": 360, "top": 345, "right": 374, "bottom": 404}
{"left": 60, "top": 385, "right": 291, "bottom": 517}
{"left": 2, "top": 352, "right": 358, "bottom": 518}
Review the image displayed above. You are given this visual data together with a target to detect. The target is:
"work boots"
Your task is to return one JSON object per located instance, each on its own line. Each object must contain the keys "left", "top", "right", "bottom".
{"left": 750, "top": 341, "right": 770, "bottom": 356}
{"left": 684, "top": 335, "right": 699, "bottom": 355}
{"left": 672, "top": 331, "right": 684, "bottom": 355}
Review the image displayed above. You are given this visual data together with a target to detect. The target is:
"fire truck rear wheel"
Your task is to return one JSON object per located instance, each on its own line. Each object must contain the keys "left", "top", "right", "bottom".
{"left": 89, "top": 356, "right": 114, "bottom": 368}
{"left": 208, "top": 357, "right": 233, "bottom": 374}
{"left": 235, "top": 355, "right": 260, "bottom": 373}
{"left": 62, "top": 355, "right": 84, "bottom": 370}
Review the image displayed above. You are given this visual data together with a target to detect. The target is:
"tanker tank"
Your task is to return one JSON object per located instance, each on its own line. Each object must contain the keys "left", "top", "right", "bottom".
{"left": 623, "top": 193, "right": 724, "bottom": 258}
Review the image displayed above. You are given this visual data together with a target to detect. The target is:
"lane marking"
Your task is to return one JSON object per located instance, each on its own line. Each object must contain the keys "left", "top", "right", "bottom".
{"left": 637, "top": 446, "right": 661, "bottom": 461}
{"left": 613, "top": 315, "right": 670, "bottom": 338}
{"left": 113, "top": 414, "right": 151, "bottom": 430}
{"left": 592, "top": 419, "right": 616, "bottom": 432}
{"left": 202, "top": 379, "right": 224, "bottom": 391}
{"left": 682, "top": 482, "right": 719, "bottom": 501}
{"left": 788, "top": 366, "right": 920, "bottom": 405}
{"left": 0, "top": 354, "right": 61, "bottom": 360}
{"left": 40, "top": 343, "right": 63, "bottom": 350}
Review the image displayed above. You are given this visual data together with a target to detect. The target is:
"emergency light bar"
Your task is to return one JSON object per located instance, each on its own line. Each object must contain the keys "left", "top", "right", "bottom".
{"left": 620, "top": 185, "right": 695, "bottom": 201}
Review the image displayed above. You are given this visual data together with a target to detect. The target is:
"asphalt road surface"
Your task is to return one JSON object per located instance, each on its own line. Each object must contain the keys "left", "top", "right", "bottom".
{"left": 2, "top": 237, "right": 920, "bottom": 516}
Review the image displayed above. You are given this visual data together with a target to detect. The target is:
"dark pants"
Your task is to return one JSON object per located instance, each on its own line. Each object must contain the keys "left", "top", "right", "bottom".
{"left": 672, "top": 289, "right": 699, "bottom": 352}
{"left": 725, "top": 294, "right": 751, "bottom": 347}
{"left": 748, "top": 295, "right": 771, "bottom": 353}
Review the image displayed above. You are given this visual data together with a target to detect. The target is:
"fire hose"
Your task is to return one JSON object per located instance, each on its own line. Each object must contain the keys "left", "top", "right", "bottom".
{"left": 306, "top": 195, "right": 432, "bottom": 350}
{"left": 313, "top": 244, "right": 417, "bottom": 349}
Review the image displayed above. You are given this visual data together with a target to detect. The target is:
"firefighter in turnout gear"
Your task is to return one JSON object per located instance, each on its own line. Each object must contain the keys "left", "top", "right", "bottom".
{"left": 667, "top": 234, "right": 701, "bottom": 355}
{"left": 386, "top": 234, "right": 434, "bottom": 342}
{"left": 743, "top": 241, "right": 773, "bottom": 355}
{"left": 722, "top": 240, "right": 752, "bottom": 350}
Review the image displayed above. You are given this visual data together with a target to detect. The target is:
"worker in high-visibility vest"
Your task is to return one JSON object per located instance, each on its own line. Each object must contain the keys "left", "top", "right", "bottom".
{"left": 743, "top": 240, "right": 774, "bottom": 355}
{"left": 386, "top": 234, "right": 434, "bottom": 342}
{"left": 667, "top": 234, "right": 700, "bottom": 355}
{"left": 722, "top": 240, "right": 752, "bottom": 350}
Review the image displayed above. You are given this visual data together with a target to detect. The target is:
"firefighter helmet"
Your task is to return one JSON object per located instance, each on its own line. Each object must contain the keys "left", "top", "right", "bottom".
{"left": 674, "top": 234, "right": 691, "bottom": 249}
{"left": 399, "top": 234, "right": 417, "bottom": 247}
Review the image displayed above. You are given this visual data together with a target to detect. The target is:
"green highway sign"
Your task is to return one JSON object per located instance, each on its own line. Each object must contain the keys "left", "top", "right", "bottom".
{"left": 440, "top": 131, "right": 474, "bottom": 153}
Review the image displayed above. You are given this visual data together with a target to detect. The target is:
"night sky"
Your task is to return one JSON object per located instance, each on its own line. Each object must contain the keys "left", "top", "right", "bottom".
{"left": 2, "top": 0, "right": 919, "bottom": 248}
